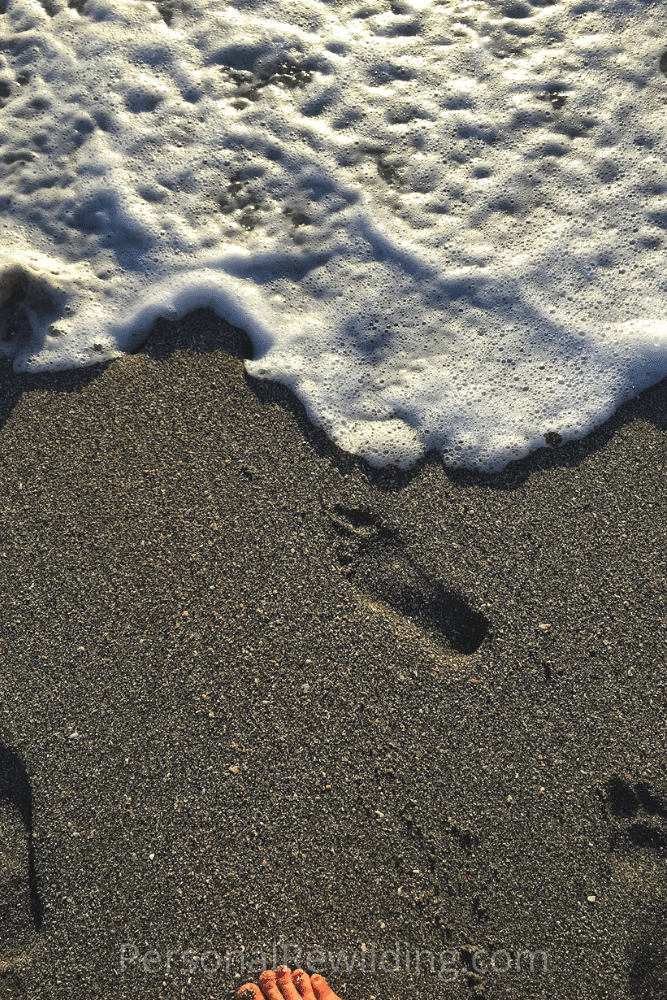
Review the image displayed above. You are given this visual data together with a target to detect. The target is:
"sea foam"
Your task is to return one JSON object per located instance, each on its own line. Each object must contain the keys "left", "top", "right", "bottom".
{"left": 1, "top": 0, "right": 666, "bottom": 469}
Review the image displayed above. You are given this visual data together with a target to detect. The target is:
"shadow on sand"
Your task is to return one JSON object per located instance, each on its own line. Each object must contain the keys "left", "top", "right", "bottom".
{"left": 0, "top": 743, "right": 42, "bottom": 933}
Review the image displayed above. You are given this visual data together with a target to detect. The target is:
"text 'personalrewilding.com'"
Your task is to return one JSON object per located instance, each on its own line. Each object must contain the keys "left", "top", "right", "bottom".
{"left": 120, "top": 940, "right": 548, "bottom": 982}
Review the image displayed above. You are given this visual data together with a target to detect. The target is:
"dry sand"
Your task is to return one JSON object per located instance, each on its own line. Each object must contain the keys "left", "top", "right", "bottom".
{"left": 0, "top": 309, "right": 665, "bottom": 999}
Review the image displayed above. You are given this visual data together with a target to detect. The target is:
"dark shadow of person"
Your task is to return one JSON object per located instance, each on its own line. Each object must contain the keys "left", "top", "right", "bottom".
{"left": 0, "top": 742, "right": 42, "bottom": 943}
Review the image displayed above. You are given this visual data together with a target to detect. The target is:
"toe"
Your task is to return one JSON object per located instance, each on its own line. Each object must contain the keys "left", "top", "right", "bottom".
{"left": 311, "top": 974, "right": 343, "bottom": 1000}
{"left": 276, "top": 964, "right": 302, "bottom": 1000}
{"left": 238, "top": 985, "right": 264, "bottom": 1000}
{"left": 292, "top": 968, "right": 317, "bottom": 1000}
{"left": 259, "top": 970, "right": 285, "bottom": 1000}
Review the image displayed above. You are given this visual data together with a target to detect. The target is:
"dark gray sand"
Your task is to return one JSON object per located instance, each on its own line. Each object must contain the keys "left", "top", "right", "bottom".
{"left": 0, "top": 310, "right": 665, "bottom": 1000}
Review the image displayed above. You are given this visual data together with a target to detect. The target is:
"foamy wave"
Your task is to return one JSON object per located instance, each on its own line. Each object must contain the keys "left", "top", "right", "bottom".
{"left": 1, "top": 0, "right": 666, "bottom": 468}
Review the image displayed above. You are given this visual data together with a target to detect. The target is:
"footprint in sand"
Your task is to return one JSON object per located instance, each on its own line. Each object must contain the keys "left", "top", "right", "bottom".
{"left": 327, "top": 504, "right": 488, "bottom": 655}
{"left": 0, "top": 743, "right": 42, "bottom": 992}
{"left": 605, "top": 776, "right": 667, "bottom": 1000}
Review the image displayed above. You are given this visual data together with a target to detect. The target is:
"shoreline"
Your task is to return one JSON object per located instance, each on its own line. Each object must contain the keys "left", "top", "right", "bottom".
{"left": 0, "top": 308, "right": 666, "bottom": 999}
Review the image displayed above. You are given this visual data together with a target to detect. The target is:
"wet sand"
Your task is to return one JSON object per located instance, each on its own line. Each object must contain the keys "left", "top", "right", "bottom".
{"left": 0, "top": 309, "right": 665, "bottom": 999}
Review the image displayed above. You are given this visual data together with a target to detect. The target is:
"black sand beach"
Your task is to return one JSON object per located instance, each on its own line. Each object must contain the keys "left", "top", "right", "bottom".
{"left": 0, "top": 309, "right": 665, "bottom": 999}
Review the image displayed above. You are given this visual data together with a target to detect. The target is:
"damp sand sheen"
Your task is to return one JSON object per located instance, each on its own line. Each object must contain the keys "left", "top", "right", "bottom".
{"left": 0, "top": 0, "right": 666, "bottom": 469}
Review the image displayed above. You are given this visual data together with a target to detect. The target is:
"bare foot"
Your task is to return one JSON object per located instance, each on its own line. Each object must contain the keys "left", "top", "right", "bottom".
{"left": 238, "top": 964, "right": 343, "bottom": 1000}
